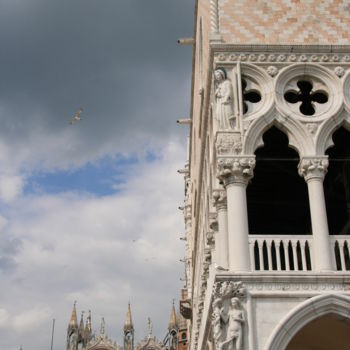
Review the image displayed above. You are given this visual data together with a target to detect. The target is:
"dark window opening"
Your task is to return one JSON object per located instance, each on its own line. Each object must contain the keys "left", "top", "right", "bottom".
{"left": 325, "top": 127, "right": 350, "bottom": 235}
{"left": 247, "top": 127, "right": 311, "bottom": 235}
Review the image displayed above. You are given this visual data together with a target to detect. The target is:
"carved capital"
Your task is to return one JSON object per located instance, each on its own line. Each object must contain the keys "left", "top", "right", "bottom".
{"left": 212, "top": 189, "right": 227, "bottom": 210}
{"left": 298, "top": 156, "right": 329, "bottom": 181}
{"left": 217, "top": 156, "right": 256, "bottom": 186}
{"left": 216, "top": 131, "right": 242, "bottom": 155}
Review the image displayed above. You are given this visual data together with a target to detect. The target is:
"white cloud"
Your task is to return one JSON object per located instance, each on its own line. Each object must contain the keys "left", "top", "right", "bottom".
{"left": 0, "top": 139, "right": 187, "bottom": 349}
{"left": 12, "top": 306, "right": 52, "bottom": 333}
{"left": 0, "top": 175, "right": 23, "bottom": 203}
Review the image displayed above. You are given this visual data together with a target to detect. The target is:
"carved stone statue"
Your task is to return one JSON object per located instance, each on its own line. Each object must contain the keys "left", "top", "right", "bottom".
{"left": 221, "top": 298, "right": 244, "bottom": 350}
{"left": 214, "top": 68, "right": 235, "bottom": 130}
{"left": 212, "top": 282, "right": 246, "bottom": 350}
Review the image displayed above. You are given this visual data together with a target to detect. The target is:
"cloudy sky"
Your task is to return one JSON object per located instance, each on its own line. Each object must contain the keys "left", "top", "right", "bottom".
{"left": 0, "top": 1, "right": 193, "bottom": 349}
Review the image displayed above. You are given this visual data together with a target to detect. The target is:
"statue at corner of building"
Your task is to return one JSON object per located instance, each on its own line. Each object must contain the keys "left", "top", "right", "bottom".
{"left": 214, "top": 67, "right": 235, "bottom": 131}
{"left": 214, "top": 297, "right": 245, "bottom": 350}
{"left": 223, "top": 297, "right": 245, "bottom": 350}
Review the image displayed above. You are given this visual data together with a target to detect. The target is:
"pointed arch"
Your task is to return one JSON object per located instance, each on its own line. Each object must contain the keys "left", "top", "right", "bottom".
{"left": 243, "top": 110, "right": 314, "bottom": 156}
{"left": 264, "top": 294, "right": 350, "bottom": 350}
{"left": 316, "top": 110, "right": 350, "bottom": 155}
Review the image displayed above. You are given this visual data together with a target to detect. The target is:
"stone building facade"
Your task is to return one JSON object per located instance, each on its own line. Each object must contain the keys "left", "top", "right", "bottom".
{"left": 178, "top": 1, "right": 350, "bottom": 349}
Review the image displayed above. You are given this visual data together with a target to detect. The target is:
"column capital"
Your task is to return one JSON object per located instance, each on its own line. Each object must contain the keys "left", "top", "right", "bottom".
{"left": 212, "top": 188, "right": 227, "bottom": 210}
{"left": 298, "top": 156, "right": 329, "bottom": 182}
{"left": 217, "top": 156, "right": 256, "bottom": 186}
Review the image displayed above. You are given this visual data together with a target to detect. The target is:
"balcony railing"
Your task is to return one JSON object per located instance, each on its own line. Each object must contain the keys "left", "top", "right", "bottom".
{"left": 249, "top": 235, "right": 350, "bottom": 272}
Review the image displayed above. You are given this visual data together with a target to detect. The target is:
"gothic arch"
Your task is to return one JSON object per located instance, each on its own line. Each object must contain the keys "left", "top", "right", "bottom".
{"left": 264, "top": 294, "right": 350, "bottom": 350}
{"left": 243, "top": 110, "right": 313, "bottom": 156}
{"left": 316, "top": 111, "right": 350, "bottom": 155}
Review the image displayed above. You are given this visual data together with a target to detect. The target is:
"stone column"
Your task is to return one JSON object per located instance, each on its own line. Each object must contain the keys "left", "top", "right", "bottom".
{"left": 213, "top": 189, "right": 229, "bottom": 269}
{"left": 299, "top": 157, "right": 334, "bottom": 271}
{"left": 217, "top": 156, "right": 255, "bottom": 271}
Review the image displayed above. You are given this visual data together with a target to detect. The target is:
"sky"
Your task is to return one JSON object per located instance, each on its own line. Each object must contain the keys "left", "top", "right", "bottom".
{"left": 0, "top": 1, "right": 193, "bottom": 349}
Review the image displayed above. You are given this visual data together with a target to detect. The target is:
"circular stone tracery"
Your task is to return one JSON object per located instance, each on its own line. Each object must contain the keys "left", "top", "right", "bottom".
{"left": 284, "top": 80, "right": 328, "bottom": 116}
{"left": 275, "top": 64, "right": 343, "bottom": 122}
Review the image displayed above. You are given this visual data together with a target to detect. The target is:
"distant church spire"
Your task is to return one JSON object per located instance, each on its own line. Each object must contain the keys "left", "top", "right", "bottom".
{"left": 124, "top": 303, "right": 134, "bottom": 350}
{"left": 168, "top": 300, "right": 177, "bottom": 331}
{"left": 124, "top": 302, "right": 134, "bottom": 331}
{"left": 67, "top": 302, "right": 79, "bottom": 350}
{"left": 85, "top": 310, "right": 92, "bottom": 343}
{"left": 69, "top": 301, "right": 78, "bottom": 329}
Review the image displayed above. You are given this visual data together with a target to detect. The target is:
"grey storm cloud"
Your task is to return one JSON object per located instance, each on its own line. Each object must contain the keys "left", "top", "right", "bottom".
{"left": 0, "top": 0, "right": 193, "bottom": 171}
{"left": 0, "top": 1, "right": 192, "bottom": 349}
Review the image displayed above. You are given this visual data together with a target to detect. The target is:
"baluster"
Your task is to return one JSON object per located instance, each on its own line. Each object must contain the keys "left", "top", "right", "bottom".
{"left": 267, "top": 240, "right": 273, "bottom": 271}
{"left": 258, "top": 240, "right": 264, "bottom": 271}
{"left": 249, "top": 241, "right": 256, "bottom": 271}
{"left": 284, "top": 242, "right": 290, "bottom": 271}
{"left": 292, "top": 241, "right": 298, "bottom": 271}
{"left": 300, "top": 240, "right": 307, "bottom": 271}
{"left": 276, "top": 241, "right": 282, "bottom": 271}
{"left": 339, "top": 241, "right": 346, "bottom": 271}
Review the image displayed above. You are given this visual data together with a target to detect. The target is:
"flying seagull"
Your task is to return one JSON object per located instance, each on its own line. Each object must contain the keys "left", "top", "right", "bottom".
{"left": 70, "top": 108, "right": 83, "bottom": 125}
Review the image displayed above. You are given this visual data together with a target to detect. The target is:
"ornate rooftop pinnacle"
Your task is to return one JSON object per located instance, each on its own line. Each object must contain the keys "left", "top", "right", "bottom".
{"left": 79, "top": 311, "right": 85, "bottom": 336}
{"left": 68, "top": 301, "right": 78, "bottom": 330}
{"left": 124, "top": 302, "right": 134, "bottom": 332}
{"left": 85, "top": 310, "right": 92, "bottom": 338}
{"left": 168, "top": 300, "right": 177, "bottom": 331}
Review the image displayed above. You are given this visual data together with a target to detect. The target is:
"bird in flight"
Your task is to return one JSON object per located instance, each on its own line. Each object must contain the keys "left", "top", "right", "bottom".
{"left": 70, "top": 108, "right": 83, "bottom": 125}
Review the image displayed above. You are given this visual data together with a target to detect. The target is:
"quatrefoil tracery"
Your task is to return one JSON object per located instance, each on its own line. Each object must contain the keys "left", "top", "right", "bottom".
{"left": 284, "top": 80, "right": 328, "bottom": 116}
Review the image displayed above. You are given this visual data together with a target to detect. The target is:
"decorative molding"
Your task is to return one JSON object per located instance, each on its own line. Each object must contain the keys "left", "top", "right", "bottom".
{"left": 266, "top": 65, "right": 278, "bottom": 77}
{"left": 298, "top": 157, "right": 329, "bottom": 181}
{"left": 214, "top": 52, "right": 350, "bottom": 64}
{"left": 245, "top": 281, "right": 346, "bottom": 292}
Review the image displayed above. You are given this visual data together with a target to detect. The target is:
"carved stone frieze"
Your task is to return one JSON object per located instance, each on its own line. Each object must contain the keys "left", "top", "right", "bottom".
{"left": 213, "top": 281, "right": 246, "bottom": 300}
{"left": 298, "top": 157, "right": 329, "bottom": 181}
{"left": 216, "top": 132, "right": 242, "bottom": 155}
{"left": 217, "top": 156, "right": 256, "bottom": 186}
